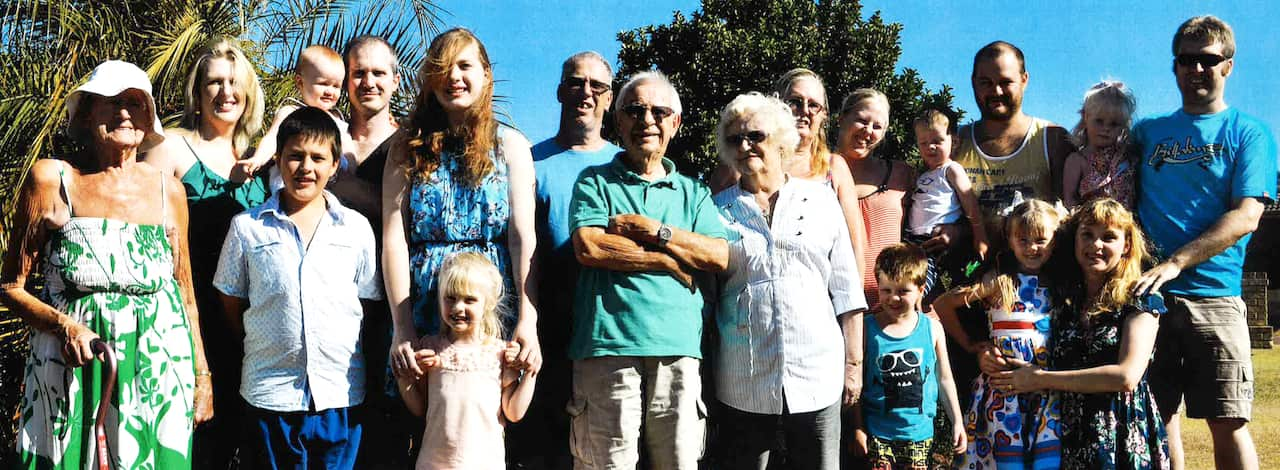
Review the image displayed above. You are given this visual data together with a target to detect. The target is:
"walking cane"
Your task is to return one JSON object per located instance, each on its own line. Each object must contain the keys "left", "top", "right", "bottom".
{"left": 90, "top": 339, "right": 117, "bottom": 470}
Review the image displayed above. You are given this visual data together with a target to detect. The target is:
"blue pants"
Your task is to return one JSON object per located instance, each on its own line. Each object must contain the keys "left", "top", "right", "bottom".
{"left": 244, "top": 405, "right": 362, "bottom": 470}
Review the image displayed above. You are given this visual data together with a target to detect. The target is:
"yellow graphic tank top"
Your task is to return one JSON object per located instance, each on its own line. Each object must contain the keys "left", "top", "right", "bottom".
{"left": 955, "top": 118, "right": 1053, "bottom": 221}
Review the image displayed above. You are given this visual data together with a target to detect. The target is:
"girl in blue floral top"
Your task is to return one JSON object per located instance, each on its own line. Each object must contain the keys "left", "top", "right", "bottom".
{"left": 991, "top": 198, "right": 1170, "bottom": 469}
{"left": 382, "top": 27, "right": 542, "bottom": 394}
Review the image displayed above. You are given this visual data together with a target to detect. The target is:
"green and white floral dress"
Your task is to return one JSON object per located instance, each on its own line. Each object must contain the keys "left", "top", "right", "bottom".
{"left": 19, "top": 169, "right": 195, "bottom": 469}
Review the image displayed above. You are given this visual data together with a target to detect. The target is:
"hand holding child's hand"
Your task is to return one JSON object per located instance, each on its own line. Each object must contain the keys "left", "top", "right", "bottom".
{"left": 975, "top": 342, "right": 1010, "bottom": 376}
{"left": 414, "top": 348, "right": 439, "bottom": 370}
{"left": 391, "top": 332, "right": 424, "bottom": 379}
{"left": 503, "top": 341, "right": 521, "bottom": 366}
{"left": 990, "top": 358, "right": 1041, "bottom": 394}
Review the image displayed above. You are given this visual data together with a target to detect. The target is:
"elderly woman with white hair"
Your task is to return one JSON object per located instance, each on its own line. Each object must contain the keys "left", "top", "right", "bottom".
{"left": 712, "top": 93, "right": 867, "bottom": 469}
{"left": 1, "top": 60, "right": 211, "bottom": 469}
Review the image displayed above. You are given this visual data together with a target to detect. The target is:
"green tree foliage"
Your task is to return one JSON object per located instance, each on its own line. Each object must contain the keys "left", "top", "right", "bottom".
{"left": 615, "top": 0, "right": 957, "bottom": 179}
{"left": 0, "top": 0, "right": 441, "bottom": 249}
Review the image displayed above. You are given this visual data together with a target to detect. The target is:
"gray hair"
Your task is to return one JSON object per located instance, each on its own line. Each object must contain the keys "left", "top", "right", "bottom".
{"left": 560, "top": 51, "right": 613, "bottom": 82}
{"left": 715, "top": 92, "right": 800, "bottom": 168}
{"left": 615, "top": 70, "right": 682, "bottom": 117}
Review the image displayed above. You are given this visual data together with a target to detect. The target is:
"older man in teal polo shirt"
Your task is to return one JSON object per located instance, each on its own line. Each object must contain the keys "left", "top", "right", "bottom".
{"left": 568, "top": 70, "right": 728, "bottom": 470}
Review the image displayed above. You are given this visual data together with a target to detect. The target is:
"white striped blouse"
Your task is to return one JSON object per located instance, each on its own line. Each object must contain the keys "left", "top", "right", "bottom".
{"left": 713, "top": 177, "right": 867, "bottom": 415}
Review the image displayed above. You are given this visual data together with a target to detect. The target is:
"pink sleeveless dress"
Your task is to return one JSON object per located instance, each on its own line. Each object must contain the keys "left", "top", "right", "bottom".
{"left": 417, "top": 338, "right": 508, "bottom": 470}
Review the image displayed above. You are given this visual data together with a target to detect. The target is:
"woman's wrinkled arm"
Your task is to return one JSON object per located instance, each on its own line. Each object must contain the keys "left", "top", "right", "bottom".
{"left": 0, "top": 160, "right": 98, "bottom": 366}
{"left": 167, "top": 173, "right": 214, "bottom": 424}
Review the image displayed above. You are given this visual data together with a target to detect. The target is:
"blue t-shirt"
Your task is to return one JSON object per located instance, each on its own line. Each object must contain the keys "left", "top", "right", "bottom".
{"left": 863, "top": 312, "right": 938, "bottom": 442}
{"left": 532, "top": 138, "right": 623, "bottom": 261}
{"left": 1134, "top": 107, "right": 1277, "bottom": 297}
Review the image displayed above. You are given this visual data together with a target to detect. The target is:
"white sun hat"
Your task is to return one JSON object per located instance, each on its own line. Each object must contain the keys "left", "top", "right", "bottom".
{"left": 65, "top": 60, "right": 166, "bottom": 151}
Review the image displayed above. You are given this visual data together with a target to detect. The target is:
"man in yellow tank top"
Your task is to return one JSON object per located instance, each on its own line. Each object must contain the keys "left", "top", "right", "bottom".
{"left": 954, "top": 41, "right": 1073, "bottom": 226}
{"left": 946, "top": 42, "right": 1073, "bottom": 420}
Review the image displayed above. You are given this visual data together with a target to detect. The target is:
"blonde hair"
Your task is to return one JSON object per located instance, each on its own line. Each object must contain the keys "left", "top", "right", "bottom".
{"left": 436, "top": 252, "right": 507, "bottom": 341}
{"left": 1062, "top": 198, "right": 1150, "bottom": 315}
{"left": 714, "top": 92, "right": 800, "bottom": 169}
{"left": 1173, "top": 15, "right": 1235, "bottom": 58}
{"left": 959, "top": 199, "right": 1066, "bottom": 310}
{"left": 1070, "top": 80, "right": 1137, "bottom": 149}
{"left": 774, "top": 68, "right": 831, "bottom": 176}
{"left": 875, "top": 243, "right": 929, "bottom": 287}
{"left": 182, "top": 38, "right": 265, "bottom": 156}
{"left": 296, "top": 45, "right": 343, "bottom": 76}
{"left": 400, "top": 28, "right": 497, "bottom": 186}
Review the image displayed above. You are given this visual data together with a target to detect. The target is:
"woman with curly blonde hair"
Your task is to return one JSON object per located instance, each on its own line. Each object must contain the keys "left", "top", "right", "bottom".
{"left": 382, "top": 28, "right": 541, "bottom": 396}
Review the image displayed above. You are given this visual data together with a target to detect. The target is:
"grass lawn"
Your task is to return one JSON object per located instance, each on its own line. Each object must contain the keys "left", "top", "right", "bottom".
{"left": 1180, "top": 346, "right": 1279, "bottom": 468}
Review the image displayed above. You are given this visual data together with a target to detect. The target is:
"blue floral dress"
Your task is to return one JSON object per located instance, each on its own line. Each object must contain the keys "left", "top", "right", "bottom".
{"left": 1052, "top": 297, "right": 1170, "bottom": 469}
{"left": 960, "top": 273, "right": 1062, "bottom": 470}
{"left": 407, "top": 127, "right": 516, "bottom": 336}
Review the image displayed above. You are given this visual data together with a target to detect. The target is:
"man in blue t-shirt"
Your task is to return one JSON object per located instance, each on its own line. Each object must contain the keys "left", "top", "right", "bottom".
{"left": 1134, "top": 16, "right": 1277, "bottom": 470}
{"left": 507, "top": 51, "right": 622, "bottom": 469}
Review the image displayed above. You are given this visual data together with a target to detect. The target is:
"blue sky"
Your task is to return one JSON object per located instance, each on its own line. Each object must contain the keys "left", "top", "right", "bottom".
{"left": 434, "top": 0, "right": 1279, "bottom": 147}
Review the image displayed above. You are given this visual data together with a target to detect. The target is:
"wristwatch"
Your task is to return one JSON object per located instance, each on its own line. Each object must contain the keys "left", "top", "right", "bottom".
{"left": 656, "top": 224, "right": 673, "bottom": 247}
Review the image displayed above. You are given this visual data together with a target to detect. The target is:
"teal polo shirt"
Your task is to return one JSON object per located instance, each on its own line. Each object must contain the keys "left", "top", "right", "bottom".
{"left": 568, "top": 156, "right": 727, "bottom": 360}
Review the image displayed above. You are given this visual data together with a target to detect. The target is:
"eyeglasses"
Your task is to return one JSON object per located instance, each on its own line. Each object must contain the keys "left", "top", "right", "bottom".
{"left": 563, "top": 77, "right": 611, "bottom": 95}
{"left": 1175, "top": 53, "right": 1228, "bottom": 69}
{"left": 621, "top": 103, "right": 675, "bottom": 121}
{"left": 724, "top": 130, "right": 769, "bottom": 147}
{"left": 785, "top": 97, "right": 825, "bottom": 115}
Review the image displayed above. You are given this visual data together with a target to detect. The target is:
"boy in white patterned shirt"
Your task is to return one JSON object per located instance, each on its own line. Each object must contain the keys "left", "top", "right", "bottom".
{"left": 214, "top": 106, "right": 380, "bottom": 470}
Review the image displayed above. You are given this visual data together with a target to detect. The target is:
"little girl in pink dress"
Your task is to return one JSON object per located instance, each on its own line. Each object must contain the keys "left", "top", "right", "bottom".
{"left": 1062, "top": 80, "right": 1138, "bottom": 209}
{"left": 397, "top": 253, "right": 537, "bottom": 469}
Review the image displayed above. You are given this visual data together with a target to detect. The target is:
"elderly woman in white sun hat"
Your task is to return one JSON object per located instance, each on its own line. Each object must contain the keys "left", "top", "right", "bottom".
{"left": 0, "top": 60, "right": 211, "bottom": 469}
{"left": 711, "top": 92, "right": 867, "bottom": 470}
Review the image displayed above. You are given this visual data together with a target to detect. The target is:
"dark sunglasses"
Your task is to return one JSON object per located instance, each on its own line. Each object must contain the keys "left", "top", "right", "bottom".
{"left": 621, "top": 103, "right": 675, "bottom": 121}
{"left": 724, "top": 130, "right": 769, "bottom": 146}
{"left": 784, "top": 97, "right": 825, "bottom": 115}
{"left": 563, "top": 77, "right": 611, "bottom": 95}
{"left": 1175, "top": 53, "right": 1228, "bottom": 68}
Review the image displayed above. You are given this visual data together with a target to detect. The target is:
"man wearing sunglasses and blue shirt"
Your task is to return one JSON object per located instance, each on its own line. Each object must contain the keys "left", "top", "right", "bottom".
{"left": 567, "top": 70, "right": 729, "bottom": 469}
{"left": 513, "top": 51, "right": 623, "bottom": 470}
{"left": 1134, "top": 15, "right": 1277, "bottom": 470}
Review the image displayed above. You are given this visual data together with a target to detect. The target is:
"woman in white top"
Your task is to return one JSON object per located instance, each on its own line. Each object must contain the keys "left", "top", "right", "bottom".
{"left": 711, "top": 93, "right": 867, "bottom": 470}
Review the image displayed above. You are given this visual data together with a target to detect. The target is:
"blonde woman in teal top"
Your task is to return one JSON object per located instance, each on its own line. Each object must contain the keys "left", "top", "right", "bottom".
{"left": 144, "top": 38, "right": 268, "bottom": 470}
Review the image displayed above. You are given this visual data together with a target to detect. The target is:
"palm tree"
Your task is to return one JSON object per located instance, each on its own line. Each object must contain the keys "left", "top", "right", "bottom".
{"left": 0, "top": 0, "right": 441, "bottom": 251}
{"left": 0, "top": 0, "right": 441, "bottom": 460}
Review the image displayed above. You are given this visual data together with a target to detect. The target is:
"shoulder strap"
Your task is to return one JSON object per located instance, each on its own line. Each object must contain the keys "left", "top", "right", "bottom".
{"left": 160, "top": 171, "right": 167, "bottom": 227}
{"left": 877, "top": 158, "right": 893, "bottom": 191}
{"left": 181, "top": 135, "right": 203, "bottom": 167}
{"left": 58, "top": 161, "right": 74, "bottom": 216}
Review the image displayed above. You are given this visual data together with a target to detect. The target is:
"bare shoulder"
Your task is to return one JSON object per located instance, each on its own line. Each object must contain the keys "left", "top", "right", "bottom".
{"left": 928, "top": 315, "right": 948, "bottom": 343}
{"left": 500, "top": 127, "right": 533, "bottom": 155}
{"left": 1064, "top": 151, "right": 1086, "bottom": 166}
{"left": 146, "top": 128, "right": 196, "bottom": 175}
{"left": 27, "top": 158, "right": 67, "bottom": 189}
{"left": 890, "top": 159, "right": 916, "bottom": 185}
